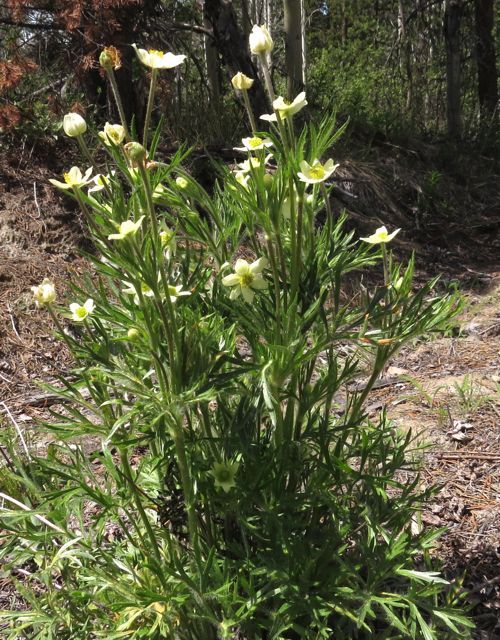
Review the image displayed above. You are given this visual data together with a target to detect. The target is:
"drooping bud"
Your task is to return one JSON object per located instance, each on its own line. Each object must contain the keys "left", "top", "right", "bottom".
{"left": 231, "top": 72, "right": 254, "bottom": 91}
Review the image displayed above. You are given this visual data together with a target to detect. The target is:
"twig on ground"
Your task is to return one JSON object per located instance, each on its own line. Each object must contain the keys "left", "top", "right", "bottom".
{"left": 436, "top": 451, "right": 500, "bottom": 461}
{"left": 6, "top": 304, "right": 22, "bottom": 342}
{"left": 0, "top": 401, "right": 32, "bottom": 461}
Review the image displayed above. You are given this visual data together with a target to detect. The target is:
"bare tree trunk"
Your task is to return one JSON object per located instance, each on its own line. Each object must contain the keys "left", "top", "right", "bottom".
{"left": 444, "top": 0, "right": 463, "bottom": 138}
{"left": 204, "top": 0, "right": 269, "bottom": 117}
{"left": 284, "top": 0, "right": 305, "bottom": 97}
{"left": 241, "top": 0, "right": 252, "bottom": 37}
{"left": 203, "top": 4, "right": 221, "bottom": 113}
{"left": 397, "top": 0, "right": 413, "bottom": 114}
{"left": 474, "top": 0, "right": 498, "bottom": 123}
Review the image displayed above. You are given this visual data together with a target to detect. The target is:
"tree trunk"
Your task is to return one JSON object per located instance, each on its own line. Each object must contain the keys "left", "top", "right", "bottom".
{"left": 398, "top": 0, "right": 413, "bottom": 113}
{"left": 203, "top": 5, "right": 221, "bottom": 113}
{"left": 204, "top": 0, "right": 269, "bottom": 118}
{"left": 284, "top": 0, "right": 305, "bottom": 97}
{"left": 474, "top": 0, "right": 498, "bottom": 123}
{"left": 444, "top": 0, "right": 463, "bottom": 138}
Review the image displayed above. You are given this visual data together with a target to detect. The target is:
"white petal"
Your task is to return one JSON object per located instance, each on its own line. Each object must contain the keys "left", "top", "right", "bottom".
{"left": 229, "top": 287, "right": 241, "bottom": 300}
{"left": 234, "top": 259, "right": 250, "bottom": 275}
{"left": 249, "top": 257, "right": 267, "bottom": 274}
{"left": 260, "top": 113, "right": 277, "bottom": 122}
{"left": 241, "top": 286, "right": 255, "bottom": 303}
{"left": 251, "top": 277, "right": 267, "bottom": 290}
{"left": 222, "top": 274, "right": 240, "bottom": 286}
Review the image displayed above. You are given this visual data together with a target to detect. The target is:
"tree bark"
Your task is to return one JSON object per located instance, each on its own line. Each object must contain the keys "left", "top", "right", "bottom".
{"left": 203, "top": 5, "right": 221, "bottom": 113}
{"left": 474, "top": 0, "right": 498, "bottom": 123}
{"left": 444, "top": 0, "right": 463, "bottom": 139}
{"left": 284, "top": 0, "right": 306, "bottom": 97}
{"left": 204, "top": 0, "right": 269, "bottom": 118}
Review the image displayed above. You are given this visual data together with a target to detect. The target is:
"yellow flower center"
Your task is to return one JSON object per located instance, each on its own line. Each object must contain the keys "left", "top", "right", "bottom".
{"left": 63, "top": 172, "right": 74, "bottom": 185}
{"left": 75, "top": 307, "right": 87, "bottom": 319}
{"left": 378, "top": 231, "right": 388, "bottom": 240}
{"left": 248, "top": 137, "right": 262, "bottom": 148}
{"left": 239, "top": 272, "right": 254, "bottom": 288}
{"left": 149, "top": 49, "right": 164, "bottom": 57}
{"left": 309, "top": 165, "right": 325, "bottom": 180}
{"left": 141, "top": 282, "right": 152, "bottom": 294}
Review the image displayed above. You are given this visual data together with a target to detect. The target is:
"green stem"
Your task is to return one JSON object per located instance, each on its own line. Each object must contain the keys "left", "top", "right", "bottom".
{"left": 170, "top": 411, "right": 200, "bottom": 560}
{"left": 242, "top": 89, "right": 258, "bottom": 133}
{"left": 381, "top": 244, "right": 389, "bottom": 286}
{"left": 266, "top": 235, "right": 282, "bottom": 343}
{"left": 143, "top": 68, "right": 158, "bottom": 149}
{"left": 259, "top": 54, "right": 289, "bottom": 149}
{"left": 119, "top": 450, "right": 164, "bottom": 569}
{"left": 321, "top": 182, "right": 333, "bottom": 239}
{"left": 107, "top": 69, "right": 131, "bottom": 141}
{"left": 46, "top": 305, "right": 73, "bottom": 353}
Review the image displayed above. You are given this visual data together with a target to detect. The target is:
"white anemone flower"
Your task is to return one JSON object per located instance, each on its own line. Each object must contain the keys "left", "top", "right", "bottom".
{"left": 63, "top": 112, "right": 86, "bottom": 137}
{"left": 297, "top": 159, "right": 338, "bottom": 184}
{"left": 360, "top": 226, "right": 400, "bottom": 244}
{"left": 49, "top": 166, "right": 92, "bottom": 190}
{"left": 234, "top": 171, "right": 251, "bottom": 189}
{"left": 88, "top": 173, "right": 112, "bottom": 194}
{"left": 234, "top": 136, "right": 273, "bottom": 152}
{"left": 122, "top": 279, "right": 190, "bottom": 305}
{"left": 222, "top": 258, "right": 268, "bottom": 303}
{"left": 108, "top": 216, "right": 145, "bottom": 241}
{"left": 249, "top": 25, "right": 273, "bottom": 55}
{"left": 70, "top": 299, "right": 95, "bottom": 322}
{"left": 98, "top": 122, "right": 125, "bottom": 146}
{"left": 132, "top": 44, "right": 186, "bottom": 69}
{"left": 236, "top": 154, "right": 272, "bottom": 174}
{"left": 31, "top": 279, "right": 56, "bottom": 307}
{"left": 273, "top": 92, "right": 308, "bottom": 118}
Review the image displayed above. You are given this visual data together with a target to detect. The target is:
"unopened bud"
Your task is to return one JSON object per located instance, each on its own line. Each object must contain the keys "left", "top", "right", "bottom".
{"left": 99, "top": 46, "right": 121, "bottom": 71}
{"left": 124, "top": 142, "right": 147, "bottom": 166}
{"left": 127, "top": 328, "right": 140, "bottom": 341}
{"left": 231, "top": 72, "right": 254, "bottom": 91}
{"left": 63, "top": 112, "right": 86, "bottom": 137}
{"left": 263, "top": 173, "right": 273, "bottom": 189}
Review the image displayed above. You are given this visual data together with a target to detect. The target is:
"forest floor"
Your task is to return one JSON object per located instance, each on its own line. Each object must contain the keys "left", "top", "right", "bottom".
{"left": 0, "top": 141, "right": 499, "bottom": 638}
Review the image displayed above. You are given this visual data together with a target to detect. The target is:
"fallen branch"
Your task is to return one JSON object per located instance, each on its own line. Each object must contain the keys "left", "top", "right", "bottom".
{"left": 436, "top": 451, "right": 500, "bottom": 461}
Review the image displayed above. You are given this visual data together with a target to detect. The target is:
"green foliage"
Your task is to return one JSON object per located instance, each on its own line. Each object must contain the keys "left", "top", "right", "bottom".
{"left": 0, "top": 43, "right": 472, "bottom": 640}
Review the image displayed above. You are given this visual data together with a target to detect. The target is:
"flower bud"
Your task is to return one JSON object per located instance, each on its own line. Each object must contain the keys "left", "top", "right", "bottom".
{"left": 175, "top": 176, "right": 188, "bottom": 189}
{"left": 31, "top": 278, "right": 56, "bottom": 307}
{"left": 124, "top": 142, "right": 147, "bottom": 166}
{"left": 99, "top": 50, "right": 113, "bottom": 70}
{"left": 249, "top": 25, "right": 273, "bottom": 55}
{"left": 127, "top": 328, "right": 140, "bottom": 341}
{"left": 263, "top": 173, "right": 273, "bottom": 189}
{"left": 231, "top": 72, "right": 254, "bottom": 91}
{"left": 63, "top": 113, "right": 86, "bottom": 138}
{"left": 99, "top": 46, "right": 121, "bottom": 70}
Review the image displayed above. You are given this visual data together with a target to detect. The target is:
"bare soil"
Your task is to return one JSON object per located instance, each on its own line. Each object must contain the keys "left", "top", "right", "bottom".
{"left": 0, "top": 146, "right": 499, "bottom": 638}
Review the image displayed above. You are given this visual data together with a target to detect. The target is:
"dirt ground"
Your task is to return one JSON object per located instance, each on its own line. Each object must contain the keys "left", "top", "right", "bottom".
{"left": 0, "top": 146, "right": 499, "bottom": 638}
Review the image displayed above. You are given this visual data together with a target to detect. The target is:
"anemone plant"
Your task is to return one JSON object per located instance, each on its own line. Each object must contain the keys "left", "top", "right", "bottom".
{"left": 0, "top": 32, "right": 472, "bottom": 640}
